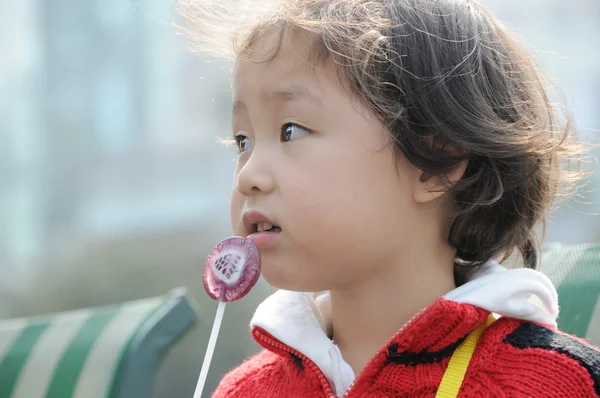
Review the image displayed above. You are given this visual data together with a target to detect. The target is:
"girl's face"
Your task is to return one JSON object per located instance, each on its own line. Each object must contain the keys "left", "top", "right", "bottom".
{"left": 229, "top": 31, "right": 423, "bottom": 292}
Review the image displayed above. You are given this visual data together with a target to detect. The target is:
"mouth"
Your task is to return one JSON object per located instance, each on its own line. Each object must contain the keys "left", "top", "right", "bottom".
{"left": 252, "top": 222, "right": 282, "bottom": 234}
{"left": 242, "top": 210, "right": 282, "bottom": 237}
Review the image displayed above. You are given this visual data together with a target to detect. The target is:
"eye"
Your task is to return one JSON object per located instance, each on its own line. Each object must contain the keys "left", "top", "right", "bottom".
{"left": 281, "top": 123, "right": 311, "bottom": 142}
{"left": 234, "top": 135, "right": 252, "bottom": 153}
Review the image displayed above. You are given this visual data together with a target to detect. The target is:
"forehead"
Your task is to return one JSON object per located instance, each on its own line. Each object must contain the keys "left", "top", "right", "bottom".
{"left": 232, "top": 28, "right": 331, "bottom": 98}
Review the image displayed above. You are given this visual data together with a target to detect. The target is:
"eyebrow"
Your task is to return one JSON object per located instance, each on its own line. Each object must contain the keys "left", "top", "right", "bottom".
{"left": 232, "top": 86, "right": 323, "bottom": 116}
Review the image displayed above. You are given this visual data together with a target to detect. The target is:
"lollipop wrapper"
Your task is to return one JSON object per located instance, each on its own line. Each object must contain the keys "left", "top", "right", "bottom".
{"left": 203, "top": 236, "right": 261, "bottom": 302}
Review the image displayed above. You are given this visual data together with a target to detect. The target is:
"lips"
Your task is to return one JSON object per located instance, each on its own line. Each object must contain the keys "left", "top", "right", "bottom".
{"left": 242, "top": 210, "right": 281, "bottom": 237}
{"left": 242, "top": 210, "right": 282, "bottom": 248}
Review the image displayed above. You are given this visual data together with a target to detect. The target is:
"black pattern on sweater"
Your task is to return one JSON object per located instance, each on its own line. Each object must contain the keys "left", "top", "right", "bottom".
{"left": 504, "top": 323, "right": 600, "bottom": 396}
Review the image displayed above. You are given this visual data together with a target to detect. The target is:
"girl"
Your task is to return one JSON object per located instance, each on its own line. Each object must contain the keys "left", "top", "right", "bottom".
{"left": 180, "top": 0, "right": 600, "bottom": 396}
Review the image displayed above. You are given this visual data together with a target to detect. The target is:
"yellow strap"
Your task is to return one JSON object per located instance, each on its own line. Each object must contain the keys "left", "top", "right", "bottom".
{"left": 435, "top": 315, "right": 496, "bottom": 398}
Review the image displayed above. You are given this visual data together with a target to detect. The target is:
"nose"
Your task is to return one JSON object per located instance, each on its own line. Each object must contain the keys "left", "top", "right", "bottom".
{"left": 235, "top": 149, "right": 276, "bottom": 196}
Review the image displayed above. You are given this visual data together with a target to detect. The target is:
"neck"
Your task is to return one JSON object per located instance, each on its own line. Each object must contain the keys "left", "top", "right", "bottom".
{"left": 329, "top": 240, "right": 457, "bottom": 376}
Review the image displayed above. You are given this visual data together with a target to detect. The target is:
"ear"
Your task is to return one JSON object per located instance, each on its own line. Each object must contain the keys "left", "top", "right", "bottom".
{"left": 413, "top": 160, "right": 468, "bottom": 204}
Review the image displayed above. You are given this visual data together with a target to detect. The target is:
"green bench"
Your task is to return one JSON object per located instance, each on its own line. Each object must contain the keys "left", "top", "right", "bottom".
{"left": 540, "top": 242, "right": 600, "bottom": 346}
{"left": 0, "top": 288, "right": 196, "bottom": 398}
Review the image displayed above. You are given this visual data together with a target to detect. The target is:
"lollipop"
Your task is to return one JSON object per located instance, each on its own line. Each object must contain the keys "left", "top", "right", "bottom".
{"left": 202, "top": 237, "right": 261, "bottom": 302}
{"left": 193, "top": 237, "right": 261, "bottom": 398}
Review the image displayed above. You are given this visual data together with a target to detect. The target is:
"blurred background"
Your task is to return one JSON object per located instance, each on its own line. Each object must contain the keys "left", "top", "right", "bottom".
{"left": 0, "top": 0, "right": 599, "bottom": 397}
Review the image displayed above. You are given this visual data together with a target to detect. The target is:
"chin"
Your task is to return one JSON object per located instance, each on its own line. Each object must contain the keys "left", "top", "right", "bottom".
{"left": 261, "top": 269, "right": 300, "bottom": 291}
{"left": 260, "top": 264, "right": 324, "bottom": 293}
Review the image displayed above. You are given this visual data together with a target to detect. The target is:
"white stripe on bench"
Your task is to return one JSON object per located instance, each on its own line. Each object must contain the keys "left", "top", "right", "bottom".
{"left": 72, "top": 298, "right": 163, "bottom": 398}
{"left": 12, "top": 311, "right": 92, "bottom": 398}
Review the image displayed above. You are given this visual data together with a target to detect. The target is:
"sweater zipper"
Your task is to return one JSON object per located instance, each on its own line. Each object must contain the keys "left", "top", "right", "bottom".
{"left": 340, "top": 308, "right": 425, "bottom": 398}
{"left": 252, "top": 328, "right": 337, "bottom": 398}
{"left": 253, "top": 307, "right": 427, "bottom": 398}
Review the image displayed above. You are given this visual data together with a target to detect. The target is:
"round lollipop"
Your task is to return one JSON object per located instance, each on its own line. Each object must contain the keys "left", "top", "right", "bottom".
{"left": 203, "top": 236, "right": 261, "bottom": 302}
{"left": 193, "top": 237, "right": 261, "bottom": 398}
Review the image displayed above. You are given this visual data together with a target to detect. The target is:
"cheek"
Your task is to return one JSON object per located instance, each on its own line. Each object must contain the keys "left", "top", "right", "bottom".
{"left": 283, "top": 148, "right": 411, "bottom": 252}
{"left": 263, "top": 146, "right": 415, "bottom": 291}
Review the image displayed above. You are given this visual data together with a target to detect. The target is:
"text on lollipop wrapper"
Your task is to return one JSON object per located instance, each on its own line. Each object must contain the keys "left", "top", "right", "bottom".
{"left": 212, "top": 252, "right": 246, "bottom": 285}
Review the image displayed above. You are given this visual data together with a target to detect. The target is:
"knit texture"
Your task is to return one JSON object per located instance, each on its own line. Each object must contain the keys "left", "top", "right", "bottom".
{"left": 213, "top": 298, "right": 600, "bottom": 397}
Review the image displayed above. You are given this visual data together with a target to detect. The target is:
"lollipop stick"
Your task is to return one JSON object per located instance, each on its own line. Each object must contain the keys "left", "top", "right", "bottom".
{"left": 193, "top": 301, "right": 227, "bottom": 398}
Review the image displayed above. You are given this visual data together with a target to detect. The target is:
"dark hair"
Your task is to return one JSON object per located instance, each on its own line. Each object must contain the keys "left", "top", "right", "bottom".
{"left": 178, "top": 0, "right": 589, "bottom": 280}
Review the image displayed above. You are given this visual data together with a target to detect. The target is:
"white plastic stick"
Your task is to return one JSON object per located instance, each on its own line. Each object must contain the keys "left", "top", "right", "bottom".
{"left": 193, "top": 301, "right": 227, "bottom": 398}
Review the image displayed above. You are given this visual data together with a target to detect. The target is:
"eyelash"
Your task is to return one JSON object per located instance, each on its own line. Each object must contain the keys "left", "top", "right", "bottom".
{"left": 233, "top": 122, "right": 311, "bottom": 153}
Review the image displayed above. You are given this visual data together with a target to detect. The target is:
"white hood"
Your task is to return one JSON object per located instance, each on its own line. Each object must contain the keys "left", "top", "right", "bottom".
{"left": 250, "top": 261, "right": 559, "bottom": 396}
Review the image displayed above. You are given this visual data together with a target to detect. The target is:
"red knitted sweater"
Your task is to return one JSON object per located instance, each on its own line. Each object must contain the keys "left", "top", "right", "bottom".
{"left": 213, "top": 298, "right": 600, "bottom": 397}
